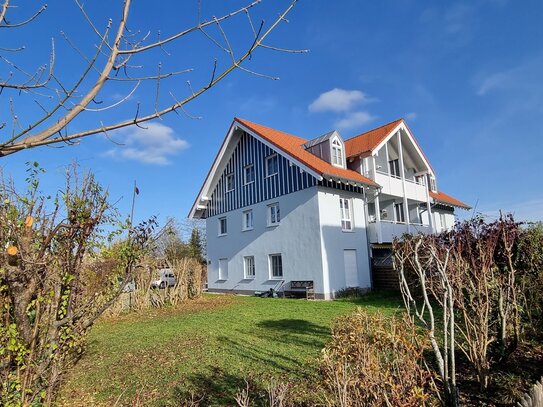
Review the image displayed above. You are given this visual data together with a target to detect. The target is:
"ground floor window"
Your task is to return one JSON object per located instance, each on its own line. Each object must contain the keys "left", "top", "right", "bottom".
{"left": 269, "top": 254, "right": 283, "bottom": 279}
{"left": 219, "top": 258, "right": 228, "bottom": 280}
{"left": 244, "top": 256, "right": 255, "bottom": 278}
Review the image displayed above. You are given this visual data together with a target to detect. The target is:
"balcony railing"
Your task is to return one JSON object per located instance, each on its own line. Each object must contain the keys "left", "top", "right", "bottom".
{"left": 367, "top": 220, "right": 433, "bottom": 243}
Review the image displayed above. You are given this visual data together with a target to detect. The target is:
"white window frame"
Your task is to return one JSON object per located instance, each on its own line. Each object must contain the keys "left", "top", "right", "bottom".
{"left": 331, "top": 139, "right": 344, "bottom": 167}
{"left": 242, "top": 209, "right": 254, "bottom": 231}
{"left": 269, "top": 254, "right": 283, "bottom": 279}
{"left": 226, "top": 173, "right": 235, "bottom": 192}
{"left": 218, "top": 216, "right": 227, "bottom": 236}
{"left": 244, "top": 256, "right": 255, "bottom": 279}
{"left": 219, "top": 258, "right": 228, "bottom": 280}
{"left": 389, "top": 159, "right": 400, "bottom": 178}
{"left": 267, "top": 203, "right": 280, "bottom": 226}
{"left": 340, "top": 197, "right": 353, "bottom": 231}
{"left": 440, "top": 212, "right": 447, "bottom": 231}
{"left": 244, "top": 164, "right": 255, "bottom": 185}
{"left": 428, "top": 175, "right": 437, "bottom": 192}
{"left": 265, "top": 154, "right": 278, "bottom": 177}
{"left": 394, "top": 202, "right": 405, "bottom": 223}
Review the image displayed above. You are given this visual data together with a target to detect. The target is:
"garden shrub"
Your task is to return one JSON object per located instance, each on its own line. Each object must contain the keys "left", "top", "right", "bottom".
{"left": 319, "top": 308, "right": 437, "bottom": 407}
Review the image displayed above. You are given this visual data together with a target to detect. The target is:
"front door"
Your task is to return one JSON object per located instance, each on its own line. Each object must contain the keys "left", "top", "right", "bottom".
{"left": 344, "top": 249, "right": 359, "bottom": 287}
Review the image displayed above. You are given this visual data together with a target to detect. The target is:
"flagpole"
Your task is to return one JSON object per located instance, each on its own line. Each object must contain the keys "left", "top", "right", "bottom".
{"left": 130, "top": 180, "right": 137, "bottom": 230}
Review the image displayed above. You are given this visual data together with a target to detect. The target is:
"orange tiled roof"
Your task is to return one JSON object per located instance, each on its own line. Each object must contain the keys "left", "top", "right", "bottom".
{"left": 235, "top": 118, "right": 378, "bottom": 187}
{"left": 430, "top": 191, "right": 471, "bottom": 209}
{"left": 345, "top": 118, "right": 403, "bottom": 158}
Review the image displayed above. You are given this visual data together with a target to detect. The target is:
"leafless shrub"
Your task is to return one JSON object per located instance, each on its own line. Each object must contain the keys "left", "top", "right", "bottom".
{"left": 319, "top": 308, "right": 436, "bottom": 407}
{"left": 394, "top": 214, "right": 536, "bottom": 399}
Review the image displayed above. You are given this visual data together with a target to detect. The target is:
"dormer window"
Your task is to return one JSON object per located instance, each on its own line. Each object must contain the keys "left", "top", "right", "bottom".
{"left": 331, "top": 139, "right": 344, "bottom": 167}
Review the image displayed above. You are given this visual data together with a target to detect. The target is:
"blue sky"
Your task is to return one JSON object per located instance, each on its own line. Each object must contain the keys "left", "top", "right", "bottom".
{"left": 2, "top": 0, "right": 542, "bottom": 228}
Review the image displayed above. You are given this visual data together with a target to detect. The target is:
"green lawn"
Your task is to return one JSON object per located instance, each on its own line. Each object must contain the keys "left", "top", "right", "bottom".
{"left": 59, "top": 293, "right": 402, "bottom": 406}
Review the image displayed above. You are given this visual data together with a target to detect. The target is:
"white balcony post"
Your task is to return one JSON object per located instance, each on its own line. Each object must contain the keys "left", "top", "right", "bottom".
{"left": 424, "top": 175, "right": 435, "bottom": 232}
{"left": 397, "top": 131, "right": 411, "bottom": 233}
{"left": 372, "top": 156, "right": 383, "bottom": 243}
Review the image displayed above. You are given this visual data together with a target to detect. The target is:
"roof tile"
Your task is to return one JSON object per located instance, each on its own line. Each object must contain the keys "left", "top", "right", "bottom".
{"left": 345, "top": 118, "right": 403, "bottom": 158}
{"left": 235, "top": 118, "right": 378, "bottom": 187}
{"left": 430, "top": 191, "right": 471, "bottom": 209}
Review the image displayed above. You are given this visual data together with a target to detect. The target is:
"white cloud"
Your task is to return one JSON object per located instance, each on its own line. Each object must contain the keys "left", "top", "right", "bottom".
{"left": 476, "top": 72, "right": 508, "bottom": 95}
{"left": 104, "top": 122, "right": 189, "bottom": 165}
{"left": 405, "top": 112, "right": 418, "bottom": 121}
{"left": 308, "top": 88, "right": 369, "bottom": 113}
{"left": 335, "top": 111, "right": 376, "bottom": 130}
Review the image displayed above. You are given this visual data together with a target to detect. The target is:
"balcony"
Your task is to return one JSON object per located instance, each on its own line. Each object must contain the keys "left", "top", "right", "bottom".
{"left": 373, "top": 170, "right": 428, "bottom": 202}
{"left": 368, "top": 220, "right": 433, "bottom": 244}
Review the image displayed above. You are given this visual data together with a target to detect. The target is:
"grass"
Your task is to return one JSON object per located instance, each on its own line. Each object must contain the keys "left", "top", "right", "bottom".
{"left": 58, "top": 292, "right": 402, "bottom": 406}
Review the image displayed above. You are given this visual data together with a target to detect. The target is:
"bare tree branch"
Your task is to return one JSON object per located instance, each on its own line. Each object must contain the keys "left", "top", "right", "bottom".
{"left": 0, "top": 0, "right": 302, "bottom": 156}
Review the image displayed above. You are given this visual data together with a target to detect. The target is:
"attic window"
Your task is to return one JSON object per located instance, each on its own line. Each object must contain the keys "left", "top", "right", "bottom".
{"left": 331, "top": 139, "right": 343, "bottom": 167}
{"left": 265, "top": 154, "right": 279, "bottom": 177}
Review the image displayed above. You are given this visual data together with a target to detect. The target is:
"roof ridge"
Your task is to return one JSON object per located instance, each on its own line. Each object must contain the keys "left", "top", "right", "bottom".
{"left": 346, "top": 117, "right": 404, "bottom": 141}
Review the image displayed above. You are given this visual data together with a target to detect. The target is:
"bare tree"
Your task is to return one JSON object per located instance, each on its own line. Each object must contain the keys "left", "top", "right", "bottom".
{"left": 0, "top": 0, "right": 304, "bottom": 156}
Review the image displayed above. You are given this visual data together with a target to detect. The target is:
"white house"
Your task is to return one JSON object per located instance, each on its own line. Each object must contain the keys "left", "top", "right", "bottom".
{"left": 189, "top": 118, "right": 470, "bottom": 299}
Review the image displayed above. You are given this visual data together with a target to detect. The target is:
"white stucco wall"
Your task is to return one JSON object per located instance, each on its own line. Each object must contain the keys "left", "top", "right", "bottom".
{"left": 433, "top": 209, "right": 456, "bottom": 232}
{"left": 205, "top": 187, "right": 325, "bottom": 295}
{"left": 316, "top": 187, "right": 372, "bottom": 298}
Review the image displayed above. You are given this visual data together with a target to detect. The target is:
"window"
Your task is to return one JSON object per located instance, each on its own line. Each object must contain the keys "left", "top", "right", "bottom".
{"left": 218, "top": 217, "right": 227, "bottom": 235}
{"left": 331, "top": 139, "right": 344, "bottom": 167}
{"left": 268, "top": 203, "right": 280, "bottom": 226}
{"left": 440, "top": 213, "right": 447, "bottom": 230}
{"left": 242, "top": 209, "right": 253, "bottom": 231}
{"left": 429, "top": 175, "right": 437, "bottom": 192}
{"left": 244, "top": 256, "right": 255, "bottom": 278}
{"left": 244, "top": 164, "right": 255, "bottom": 184}
{"left": 219, "top": 258, "right": 228, "bottom": 280}
{"left": 226, "top": 173, "right": 234, "bottom": 192}
{"left": 265, "top": 154, "right": 278, "bottom": 177}
{"left": 389, "top": 159, "right": 400, "bottom": 177}
{"left": 339, "top": 198, "right": 353, "bottom": 231}
{"left": 394, "top": 202, "right": 405, "bottom": 223}
{"left": 269, "top": 254, "right": 283, "bottom": 278}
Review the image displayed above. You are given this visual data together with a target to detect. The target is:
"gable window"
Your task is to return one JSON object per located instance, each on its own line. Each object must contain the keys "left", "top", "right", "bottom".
{"left": 267, "top": 203, "right": 280, "bottom": 226}
{"left": 340, "top": 197, "right": 353, "bottom": 231}
{"left": 242, "top": 209, "right": 253, "bottom": 231}
{"left": 394, "top": 202, "right": 405, "bottom": 223}
{"left": 244, "top": 164, "right": 255, "bottom": 184}
{"left": 218, "top": 216, "right": 227, "bottom": 236}
{"left": 226, "top": 173, "right": 235, "bottom": 192}
{"left": 265, "top": 154, "right": 279, "bottom": 177}
{"left": 244, "top": 256, "right": 255, "bottom": 278}
{"left": 389, "top": 159, "right": 400, "bottom": 177}
{"left": 331, "top": 139, "right": 344, "bottom": 167}
{"left": 269, "top": 254, "right": 283, "bottom": 279}
{"left": 428, "top": 175, "right": 437, "bottom": 192}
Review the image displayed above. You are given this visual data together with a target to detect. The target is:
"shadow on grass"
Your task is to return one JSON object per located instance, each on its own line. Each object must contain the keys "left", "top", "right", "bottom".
{"left": 256, "top": 318, "right": 329, "bottom": 336}
{"left": 172, "top": 367, "right": 268, "bottom": 406}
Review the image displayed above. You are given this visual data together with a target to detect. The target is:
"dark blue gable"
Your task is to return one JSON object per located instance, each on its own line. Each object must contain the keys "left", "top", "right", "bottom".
{"left": 205, "top": 131, "right": 318, "bottom": 217}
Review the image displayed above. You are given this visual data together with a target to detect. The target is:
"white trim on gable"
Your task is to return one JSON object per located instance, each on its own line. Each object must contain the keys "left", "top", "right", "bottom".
{"left": 189, "top": 119, "right": 323, "bottom": 219}
{"left": 372, "top": 122, "right": 435, "bottom": 177}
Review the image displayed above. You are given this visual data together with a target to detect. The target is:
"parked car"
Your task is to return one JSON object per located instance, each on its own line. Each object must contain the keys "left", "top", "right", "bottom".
{"left": 151, "top": 269, "right": 176, "bottom": 289}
